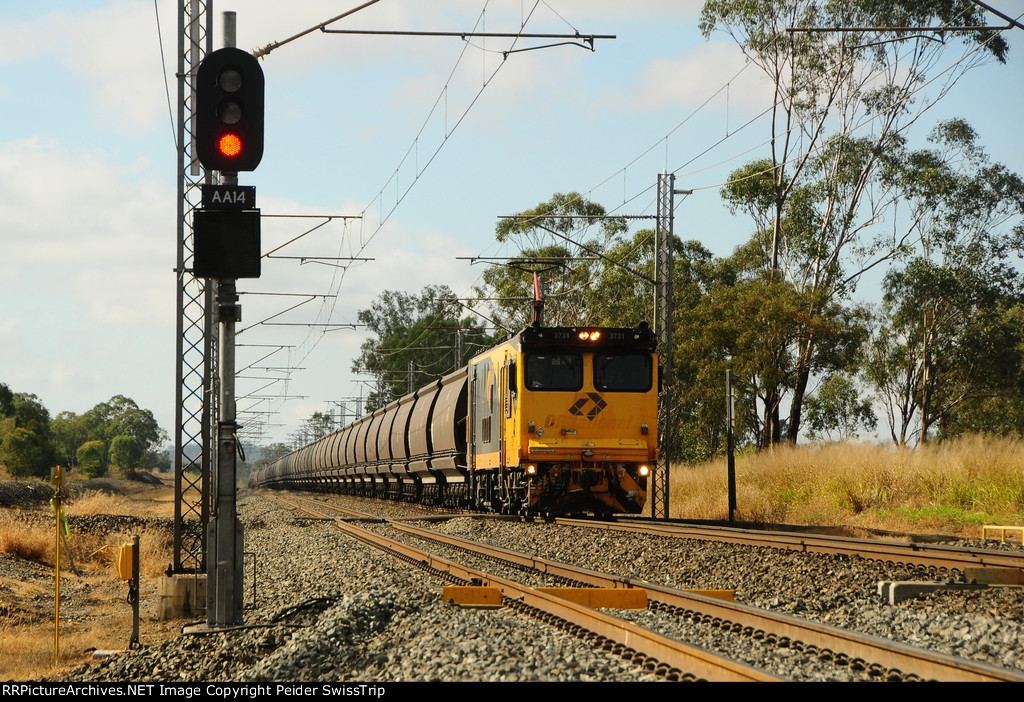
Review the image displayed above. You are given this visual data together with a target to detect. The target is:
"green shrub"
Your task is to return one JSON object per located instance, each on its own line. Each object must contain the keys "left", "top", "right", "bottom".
{"left": 77, "top": 440, "right": 107, "bottom": 479}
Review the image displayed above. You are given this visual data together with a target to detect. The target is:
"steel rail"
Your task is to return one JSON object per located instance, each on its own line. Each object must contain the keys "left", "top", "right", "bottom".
{"left": 267, "top": 494, "right": 1024, "bottom": 681}
{"left": 281, "top": 493, "right": 387, "bottom": 522}
{"left": 563, "top": 518, "right": 1024, "bottom": 573}
{"left": 265, "top": 494, "right": 779, "bottom": 682}
{"left": 389, "top": 520, "right": 1024, "bottom": 683}
{"left": 281, "top": 492, "right": 458, "bottom": 525}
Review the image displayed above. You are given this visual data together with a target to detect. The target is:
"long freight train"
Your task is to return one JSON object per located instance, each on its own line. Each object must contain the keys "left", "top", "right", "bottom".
{"left": 250, "top": 322, "right": 658, "bottom": 515}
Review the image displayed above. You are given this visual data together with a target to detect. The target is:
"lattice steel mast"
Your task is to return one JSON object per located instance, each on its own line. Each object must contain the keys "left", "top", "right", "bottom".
{"left": 652, "top": 172, "right": 674, "bottom": 519}
{"left": 172, "top": 0, "right": 213, "bottom": 575}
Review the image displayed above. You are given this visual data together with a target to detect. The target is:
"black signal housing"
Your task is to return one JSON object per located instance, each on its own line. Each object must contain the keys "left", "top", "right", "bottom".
{"left": 195, "top": 47, "right": 264, "bottom": 172}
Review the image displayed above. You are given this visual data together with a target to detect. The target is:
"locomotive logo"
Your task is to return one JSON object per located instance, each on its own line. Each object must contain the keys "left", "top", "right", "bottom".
{"left": 568, "top": 393, "right": 607, "bottom": 420}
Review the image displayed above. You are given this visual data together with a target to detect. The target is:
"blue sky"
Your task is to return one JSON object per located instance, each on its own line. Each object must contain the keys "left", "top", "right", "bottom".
{"left": 1, "top": 1, "right": 1021, "bottom": 447}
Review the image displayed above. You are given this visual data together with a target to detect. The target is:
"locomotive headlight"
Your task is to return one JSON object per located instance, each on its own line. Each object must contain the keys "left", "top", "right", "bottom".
{"left": 525, "top": 463, "right": 538, "bottom": 476}
{"left": 638, "top": 464, "right": 650, "bottom": 477}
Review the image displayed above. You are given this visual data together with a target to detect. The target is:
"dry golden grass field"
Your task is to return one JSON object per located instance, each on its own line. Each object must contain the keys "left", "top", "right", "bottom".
{"left": 0, "top": 475, "right": 179, "bottom": 681}
{"left": 2, "top": 435, "right": 1023, "bottom": 681}
{"left": 669, "top": 436, "right": 1024, "bottom": 537}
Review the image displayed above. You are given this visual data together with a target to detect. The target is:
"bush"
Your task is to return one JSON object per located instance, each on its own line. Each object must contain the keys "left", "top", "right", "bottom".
{"left": 0, "top": 425, "right": 51, "bottom": 478}
{"left": 77, "top": 440, "right": 107, "bottom": 479}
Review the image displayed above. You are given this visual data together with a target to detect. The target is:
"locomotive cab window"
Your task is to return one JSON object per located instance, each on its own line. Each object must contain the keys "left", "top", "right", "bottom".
{"left": 594, "top": 354, "right": 652, "bottom": 392}
{"left": 525, "top": 353, "right": 582, "bottom": 391}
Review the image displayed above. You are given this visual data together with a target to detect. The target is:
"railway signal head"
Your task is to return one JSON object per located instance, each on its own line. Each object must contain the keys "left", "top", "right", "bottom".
{"left": 196, "top": 47, "right": 264, "bottom": 172}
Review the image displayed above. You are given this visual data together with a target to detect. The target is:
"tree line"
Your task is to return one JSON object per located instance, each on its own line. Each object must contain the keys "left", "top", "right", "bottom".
{"left": 345, "top": 1, "right": 1023, "bottom": 462}
{"left": 0, "top": 383, "right": 169, "bottom": 479}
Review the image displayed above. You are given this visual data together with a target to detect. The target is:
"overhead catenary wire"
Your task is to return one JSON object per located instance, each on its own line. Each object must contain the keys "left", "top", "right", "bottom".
{"left": 242, "top": 2, "right": 1018, "bottom": 440}
{"left": 265, "top": 2, "right": 564, "bottom": 423}
{"left": 281, "top": 2, "right": 524, "bottom": 358}
{"left": 678, "top": 6, "right": 1020, "bottom": 197}
{"left": 583, "top": 2, "right": 1017, "bottom": 220}
{"left": 154, "top": 0, "right": 177, "bottom": 151}
{"left": 492, "top": 4, "right": 1016, "bottom": 326}
{"left": 213, "top": 2, "right": 603, "bottom": 433}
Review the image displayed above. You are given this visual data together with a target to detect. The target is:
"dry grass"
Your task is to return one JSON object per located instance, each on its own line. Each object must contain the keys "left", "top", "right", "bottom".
{"left": 670, "top": 435, "right": 1024, "bottom": 536}
{"left": 0, "top": 517, "right": 50, "bottom": 562}
{"left": 67, "top": 478, "right": 178, "bottom": 519}
{"left": 0, "top": 477, "right": 178, "bottom": 681}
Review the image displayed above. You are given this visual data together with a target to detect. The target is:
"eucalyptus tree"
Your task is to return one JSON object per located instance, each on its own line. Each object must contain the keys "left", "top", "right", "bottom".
{"left": 353, "top": 284, "right": 493, "bottom": 412}
{"left": 52, "top": 411, "right": 91, "bottom": 467}
{"left": 482, "top": 192, "right": 630, "bottom": 330}
{"left": 258, "top": 442, "right": 293, "bottom": 464}
{"left": 701, "top": 0, "right": 1008, "bottom": 444}
{"left": 870, "top": 261, "right": 1024, "bottom": 444}
{"left": 867, "top": 120, "right": 1024, "bottom": 444}
{"left": 83, "top": 395, "right": 167, "bottom": 475}
{"left": 0, "top": 383, "right": 12, "bottom": 417}
{"left": 0, "top": 392, "right": 56, "bottom": 478}
{"left": 76, "top": 440, "right": 107, "bottom": 479}
{"left": 803, "top": 373, "right": 876, "bottom": 442}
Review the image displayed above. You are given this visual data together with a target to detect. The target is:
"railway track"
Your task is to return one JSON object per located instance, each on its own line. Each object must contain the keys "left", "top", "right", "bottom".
{"left": 574, "top": 518, "right": 1024, "bottom": 574}
{"left": 267, "top": 493, "right": 777, "bottom": 681}
{"left": 267, "top": 492, "right": 1024, "bottom": 682}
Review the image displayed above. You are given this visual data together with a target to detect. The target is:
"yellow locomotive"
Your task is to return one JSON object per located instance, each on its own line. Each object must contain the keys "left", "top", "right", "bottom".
{"left": 251, "top": 322, "right": 658, "bottom": 516}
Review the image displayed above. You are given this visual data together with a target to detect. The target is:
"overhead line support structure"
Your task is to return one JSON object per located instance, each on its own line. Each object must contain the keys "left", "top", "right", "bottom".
{"left": 784, "top": 1, "right": 1023, "bottom": 37}
{"left": 173, "top": 0, "right": 212, "bottom": 578}
{"left": 653, "top": 173, "right": 690, "bottom": 520}
{"left": 320, "top": 29, "right": 615, "bottom": 54}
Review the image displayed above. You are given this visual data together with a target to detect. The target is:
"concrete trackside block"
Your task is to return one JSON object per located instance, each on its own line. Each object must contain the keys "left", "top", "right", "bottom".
{"left": 158, "top": 574, "right": 207, "bottom": 619}
{"left": 877, "top": 580, "right": 988, "bottom": 605}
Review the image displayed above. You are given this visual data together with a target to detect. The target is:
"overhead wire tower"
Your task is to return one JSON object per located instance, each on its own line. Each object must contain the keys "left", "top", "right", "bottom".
{"left": 652, "top": 172, "right": 674, "bottom": 519}
{"left": 172, "top": 0, "right": 213, "bottom": 576}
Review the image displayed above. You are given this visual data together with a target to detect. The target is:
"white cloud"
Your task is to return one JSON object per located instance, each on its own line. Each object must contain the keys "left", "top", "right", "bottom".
{"left": 48, "top": 362, "right": 78, "bottom": 388}
{"left": 0, "top": 3, "right": 170, "bottom": 136}
{"left": 0, "top": 138, "right": 174, "bottom": 327}
{"left": 0, "top": 10, "right": 60, "bottom": 62}
{"left": 628, "top": 40, "right": 773, "bottom": 112}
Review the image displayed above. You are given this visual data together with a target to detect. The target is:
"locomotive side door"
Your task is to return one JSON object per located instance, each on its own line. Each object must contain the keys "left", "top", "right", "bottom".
{"left": 468, "top": 353, "right": 501, "bottom": 468}
{"left": 501, "top": 355, "right": 519, "bottom": 469}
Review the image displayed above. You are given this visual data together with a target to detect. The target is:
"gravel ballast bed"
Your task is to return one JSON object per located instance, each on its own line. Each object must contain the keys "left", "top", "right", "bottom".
{"left": 424, "top": 516, "right": 1024, "bottom": 675}
{"left": 47, "top": 491, "right": 1024, "bottom": 683}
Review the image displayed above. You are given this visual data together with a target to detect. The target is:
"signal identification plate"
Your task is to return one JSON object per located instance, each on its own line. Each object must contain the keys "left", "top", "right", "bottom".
{"left": 202, "top": 184, "right": 256, "bottom": 210}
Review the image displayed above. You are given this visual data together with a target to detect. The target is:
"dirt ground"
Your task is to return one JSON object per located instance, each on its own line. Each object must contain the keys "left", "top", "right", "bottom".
{"left": 0, "top": 475, "right": 185, "bottom": 681}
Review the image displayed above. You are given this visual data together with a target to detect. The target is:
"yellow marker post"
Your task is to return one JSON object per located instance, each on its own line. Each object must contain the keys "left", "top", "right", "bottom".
{"left": 51, "top": 465, "right": 63, "bottom": 667}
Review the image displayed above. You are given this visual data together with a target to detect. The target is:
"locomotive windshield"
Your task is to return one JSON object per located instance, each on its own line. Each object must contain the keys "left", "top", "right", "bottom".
{"left": 525, "top": 353, "right": 583, "bottom": 391}
{"left": 594, "top": 354, "right": 653, "bottom": 392}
